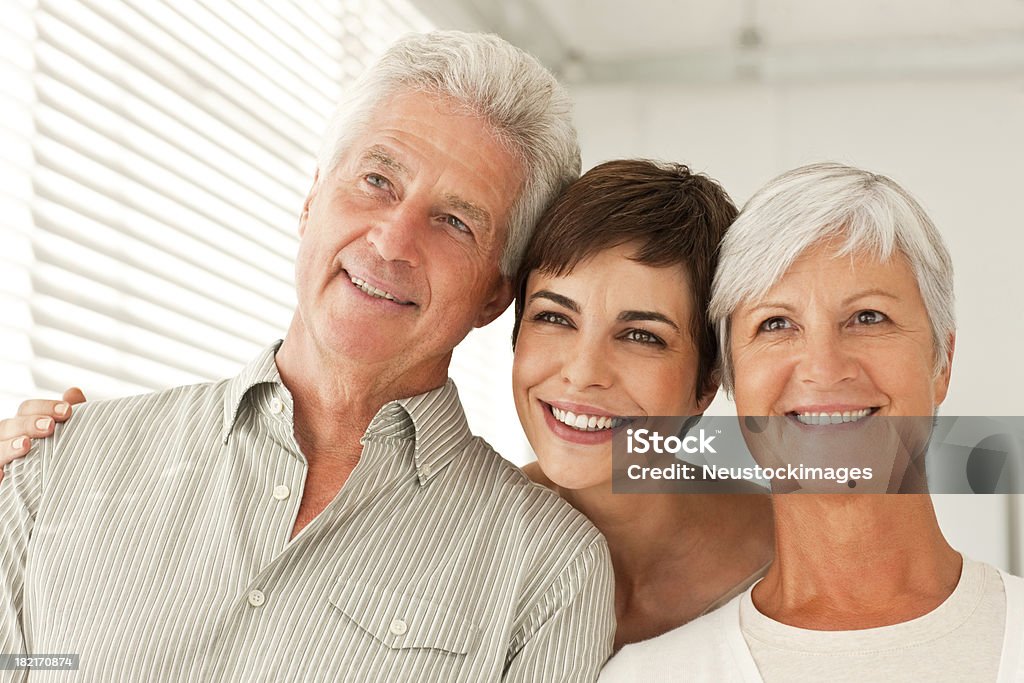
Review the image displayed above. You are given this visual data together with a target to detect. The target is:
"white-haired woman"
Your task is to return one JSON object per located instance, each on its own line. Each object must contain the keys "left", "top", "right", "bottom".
{"left": 601, "top": 162, "right": 1024, "bottom": 681}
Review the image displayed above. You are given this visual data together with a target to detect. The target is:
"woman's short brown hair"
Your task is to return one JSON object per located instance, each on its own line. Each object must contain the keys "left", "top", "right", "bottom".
{"left": 512, "top": 159, "right": 737, "bottom": 402}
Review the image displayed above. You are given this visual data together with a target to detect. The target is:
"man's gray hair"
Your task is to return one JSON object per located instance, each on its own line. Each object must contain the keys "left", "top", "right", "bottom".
{"left": 710, "top": 162, "right": 955, "bottom": 394}
{"left": 317, "top": 30, "right": 581, "bottom": 277}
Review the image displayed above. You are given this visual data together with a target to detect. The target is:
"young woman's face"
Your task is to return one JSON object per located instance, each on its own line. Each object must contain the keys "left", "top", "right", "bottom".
{"left": 512, "top": 243, "right": 708, "bottom": 490}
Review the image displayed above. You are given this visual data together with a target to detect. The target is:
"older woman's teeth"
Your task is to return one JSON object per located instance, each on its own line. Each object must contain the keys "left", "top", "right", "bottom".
{"left": 795, "top": 409, "right": 873, "bottom": 425}
{"left": 350, "top": 275, "right": 397, "bottom": 301}
{"left": 551, "top": 406, "right": 624, "bottom": 431}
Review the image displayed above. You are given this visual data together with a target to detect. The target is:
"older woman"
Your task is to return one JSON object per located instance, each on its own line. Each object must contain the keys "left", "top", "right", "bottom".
{"left": 600, "top": 162, "right": 1024, "bottom": 681}
{"left": 0, "top": 159, "right": 776, "bottom": 651}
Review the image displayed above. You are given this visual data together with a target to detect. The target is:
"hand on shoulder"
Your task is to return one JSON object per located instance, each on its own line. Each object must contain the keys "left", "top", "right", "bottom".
{"left": 0, "top": 388, "right": 86, "bottom": 483}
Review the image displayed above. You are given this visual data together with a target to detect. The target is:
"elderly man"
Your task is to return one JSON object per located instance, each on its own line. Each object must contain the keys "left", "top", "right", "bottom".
{"left": 0, "top": 31, "right": 614, "bottom": 681}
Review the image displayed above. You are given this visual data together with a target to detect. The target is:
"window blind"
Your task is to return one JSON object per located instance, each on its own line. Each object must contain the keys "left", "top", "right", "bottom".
{"left": 0, "top": 0, "right": 432, "bottom": 413}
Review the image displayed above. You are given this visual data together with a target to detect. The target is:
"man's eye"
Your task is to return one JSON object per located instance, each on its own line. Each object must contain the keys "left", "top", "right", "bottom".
{"left": 533, "top": 311, "right": 572, "bottom": 327}
{"left": 854, "top": 310, "right": 888, "bottom": 325}
{"left": 365, "top": 173, "right": 391, "bottom": 190}
{"left": 444, "top": 215, "right": 470, "bottom": 233}
{"left": 622, "top": 329, "right": 665, "bottom": 346}
{"left": 758, "top": 317, "right": 791, "bottom": 333}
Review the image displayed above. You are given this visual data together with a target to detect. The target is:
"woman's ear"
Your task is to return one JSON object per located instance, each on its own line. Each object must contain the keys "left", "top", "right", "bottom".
{"left": 695, "top": 369, "right": 722, "bottom": 414}
{"left": 932, "top": 333, "right": 956, "bottom": 407}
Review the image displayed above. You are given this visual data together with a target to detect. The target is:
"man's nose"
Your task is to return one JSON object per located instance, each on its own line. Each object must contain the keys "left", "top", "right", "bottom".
{"left": 366, "top": 205, "right": 420, "bottom": 266}
{"left": 796, "top": 327, "right": 859, "bottom": 388}
{"left": 560, "top": 336, "right": 614, "bottom": 390}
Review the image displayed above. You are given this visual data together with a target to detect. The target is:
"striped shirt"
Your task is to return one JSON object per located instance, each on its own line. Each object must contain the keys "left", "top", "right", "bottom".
{"left": 0, "top": 342, "right": 615, "bottom": 682}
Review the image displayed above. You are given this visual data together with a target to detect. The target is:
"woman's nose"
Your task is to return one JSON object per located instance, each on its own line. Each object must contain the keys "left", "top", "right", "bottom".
{"left": 795, "top": 328, "right": 859, "bottom": 388}
{"left": 560, "top": 336, "right": 614, "bottom": 390}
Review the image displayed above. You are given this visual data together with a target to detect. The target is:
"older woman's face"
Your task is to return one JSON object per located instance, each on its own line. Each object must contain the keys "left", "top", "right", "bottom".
{"left": 730, "top": 243, "right": 953, "bottom": 419}
{"left": 513, "top": 243, "right": 708, "bottom": 491}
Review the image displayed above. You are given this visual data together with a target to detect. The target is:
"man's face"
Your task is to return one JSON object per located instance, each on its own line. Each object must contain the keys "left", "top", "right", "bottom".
{"left": 294, "top": 91, "right": 523, "bottom": 388}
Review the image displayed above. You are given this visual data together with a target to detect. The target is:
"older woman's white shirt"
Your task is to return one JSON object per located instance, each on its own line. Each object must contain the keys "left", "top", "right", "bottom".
{"left": 599, "top": 557, "right": 1024, "bottom": 683}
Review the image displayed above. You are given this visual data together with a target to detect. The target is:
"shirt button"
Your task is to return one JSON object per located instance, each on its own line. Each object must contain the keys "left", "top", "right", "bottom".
{"left": 389, "top": 618, "right": 408, "bottom": 636}
{"left": 272, "top": 485, "right": 290, "bottom": 501}
{"left": 247, "top": 590, "right": 266, "bottom": 607}
{"left": 269, "top": 398, "right": 284, "bottom": 415}
{"left": 421, "top": 464, "right": 432, "bottom": 478}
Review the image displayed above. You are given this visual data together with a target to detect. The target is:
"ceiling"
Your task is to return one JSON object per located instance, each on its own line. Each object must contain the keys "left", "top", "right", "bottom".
{"left": 417, "top": 0, "right": 1024, "bottom": 84}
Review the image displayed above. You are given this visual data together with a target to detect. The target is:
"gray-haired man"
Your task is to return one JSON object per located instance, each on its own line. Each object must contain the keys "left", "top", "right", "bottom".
{"left": 0, "top": 31, "right": 614, "bottom": 681}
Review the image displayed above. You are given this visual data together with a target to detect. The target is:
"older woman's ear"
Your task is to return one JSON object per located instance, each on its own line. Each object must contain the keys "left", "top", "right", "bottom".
{"left": 933, "top": 333, "right": 956, "bottom": 407}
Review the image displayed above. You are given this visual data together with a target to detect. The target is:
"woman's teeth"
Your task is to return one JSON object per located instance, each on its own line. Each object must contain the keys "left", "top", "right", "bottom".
{"left": 794, "top": 408, "right": 873, "bottom": 425}
{"left": 550, "top": 406, "right": 625, "bottom": 431}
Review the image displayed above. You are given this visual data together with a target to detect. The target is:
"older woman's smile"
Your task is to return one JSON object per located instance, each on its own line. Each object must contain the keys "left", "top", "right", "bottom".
{"left": 789, "top": 407, "right": 877, "bottom": 425}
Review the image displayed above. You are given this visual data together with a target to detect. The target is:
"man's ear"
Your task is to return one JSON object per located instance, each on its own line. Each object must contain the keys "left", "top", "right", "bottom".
{"left": 933, "top": 333, "right": 956, "bottom": 407}
{"left": 299, "top": 168, "right": 320, "bottom": 236}
{"left": 474, "top": 276, "right": 515, "bottom": 329}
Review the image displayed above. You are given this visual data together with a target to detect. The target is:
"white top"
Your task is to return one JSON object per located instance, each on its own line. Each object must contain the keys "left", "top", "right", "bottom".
{"left": 600, "top": 557, "right": 1024, "bottom": 683}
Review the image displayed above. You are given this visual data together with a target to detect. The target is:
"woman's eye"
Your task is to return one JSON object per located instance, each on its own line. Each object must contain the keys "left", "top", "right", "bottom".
{"left": 854, "top": 310, "right": 888, "bottom": 325}
{"left": 444, "top": 215, "right": 470, "bottom": 234}
{"left": 758, "top": 316, "right": 791, "bottom": 333}
{"left": 622, "top": 329, "right": 665, "bottom": 346}
{"left": 533, "top": 311, "right": 572, "bottom": 327}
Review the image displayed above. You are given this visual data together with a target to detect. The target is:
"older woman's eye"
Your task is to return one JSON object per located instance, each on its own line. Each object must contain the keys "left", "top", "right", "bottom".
{"left": 622, "top": 329, "right": 666, "bottom": 347}
{"left": 533, "top": 311, "right": 573, "bottom": 327}
{"left": 758, "top": 317, "right": 792, "bottom": 333}
{"left": 854, "top": 310, "right": 888, "bottom": 325}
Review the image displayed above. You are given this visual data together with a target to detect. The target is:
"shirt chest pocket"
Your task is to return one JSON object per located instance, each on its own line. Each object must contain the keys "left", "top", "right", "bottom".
{"left": 329, "top": 578, "right": 480, "bottom": 655}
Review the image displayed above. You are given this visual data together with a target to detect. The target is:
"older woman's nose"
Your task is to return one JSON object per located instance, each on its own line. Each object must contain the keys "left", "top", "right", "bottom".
{"left": 796, "top": 329, "right": 859, "bottom": 387}
{"left": 560, "top": 338, "right": 614, "bottom": 390}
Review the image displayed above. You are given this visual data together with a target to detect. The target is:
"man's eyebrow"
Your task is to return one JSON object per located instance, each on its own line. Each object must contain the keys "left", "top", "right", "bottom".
{"left": 445, "top": 194, "right": 492, "bottom": 230}
{"left": 528, "top": 290, "right": 579, "bottom": 313}
{"left": 618, "top": 310, "right": 680, "bottom": 331}
{"left": 360, "top": 146, "right": 408, "bottom": 176}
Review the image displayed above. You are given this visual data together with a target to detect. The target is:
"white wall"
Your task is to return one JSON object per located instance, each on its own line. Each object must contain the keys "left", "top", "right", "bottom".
{"left": 565, "top": 73, "right": 1024, "bottom": 571}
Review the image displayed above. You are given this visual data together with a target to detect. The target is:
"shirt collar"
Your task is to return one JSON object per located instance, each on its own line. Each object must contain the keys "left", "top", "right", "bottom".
{"left": 365, "top": 379, "right": 473, "bottom": 486}
{"left": 222, "top": 340, "right": 286, "bottom": 444}
{"left": 223, "top": 342, "right": 473, "bottom": 486}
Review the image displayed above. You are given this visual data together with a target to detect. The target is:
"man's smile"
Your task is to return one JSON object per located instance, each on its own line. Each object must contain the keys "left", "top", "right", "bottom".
{"left": 342, "top": 269, "right": 417, "bottom": 306}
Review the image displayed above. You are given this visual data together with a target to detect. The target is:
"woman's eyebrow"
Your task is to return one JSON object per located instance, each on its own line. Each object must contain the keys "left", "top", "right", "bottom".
{"left": 618, "top": 310, "right": 679, "bottom": 331}
{"left": 528, "top": 290, "right": 579, "bottom": 312}
{"left": 842, "top": 288, "right": 899, "bottom": 306}
{"left": 743, "top": 301, "right": 796, "bottom": 315}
